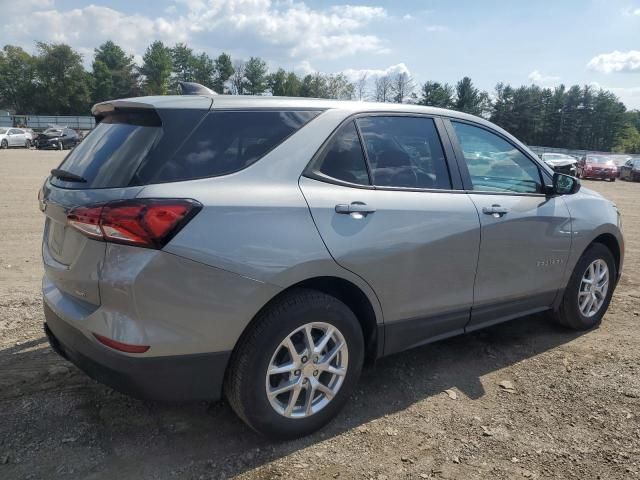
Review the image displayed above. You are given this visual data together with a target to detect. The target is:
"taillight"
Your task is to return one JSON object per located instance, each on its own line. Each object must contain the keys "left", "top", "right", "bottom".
{"left": 67, "top": 199, "right": 201, "bottom": 249}
{"left": 93, "top": 333, "right": 150, "bottom": 353}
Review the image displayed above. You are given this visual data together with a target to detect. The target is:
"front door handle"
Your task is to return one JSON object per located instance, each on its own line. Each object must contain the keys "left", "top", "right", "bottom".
{"left": 482, "top": 204, "right": 509, "bottom": 218}
{"left": 335, "top": 202, "right": 376, "bottom": 218}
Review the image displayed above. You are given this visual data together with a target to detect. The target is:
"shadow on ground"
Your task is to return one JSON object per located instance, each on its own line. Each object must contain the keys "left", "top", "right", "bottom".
{"left": 0, "top": 312, "right": 583, "bottom": 479}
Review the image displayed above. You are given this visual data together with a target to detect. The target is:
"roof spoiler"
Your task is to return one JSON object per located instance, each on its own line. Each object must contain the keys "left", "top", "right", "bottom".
{"left": 178, "top": 81, "right": 217, "bottom": 96}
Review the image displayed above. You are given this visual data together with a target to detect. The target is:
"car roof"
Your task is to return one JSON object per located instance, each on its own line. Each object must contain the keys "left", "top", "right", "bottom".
{"left": 93, "top": 94, "right": 483, "bottom": 123}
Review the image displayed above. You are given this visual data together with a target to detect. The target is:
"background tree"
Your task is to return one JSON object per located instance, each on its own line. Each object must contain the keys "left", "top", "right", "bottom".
{"left": 418, "top": 81, "right": 454, "bottom": 108}
{"left": 170, "top": 43, "right": 196, "bottom": 92}
{"left": 325, "top": 73, "right": 354, "bottom": 100}
{"left": 191, "top": 52, "right": 216, "bottom": 88}
{"left": 140, "top": 41, "right": 172, "bottom": 95}
{"left": 454, "top": 76, "right": 486, "bottom": 115}
{"left": 230, "top": 60, "right": 245, "bottom": 95}
{"left": 91, "top": 41, "right": 138, "bottom": 102}
{"left": 213, "top": 52, "right": 234, "bottom": 94}
{"left": 242, "top": 57, "right": 268, "bottom": 95}
{"left": 35, "top": 42, "right": 92, "bottom": 114}
{"left": 391, "top": 72, "right": 414, "bottom": 103}
{"left": 300, "top": 73, "right": 328, "bottom": 98}
{"left": 374, "top": 75, "right": 392, "bottom": 102}
{"left": 0, "top": 45, "right": 38, "bottom": 113}
{"left": 355, "top": 73, "right": 368, "bottom": 101}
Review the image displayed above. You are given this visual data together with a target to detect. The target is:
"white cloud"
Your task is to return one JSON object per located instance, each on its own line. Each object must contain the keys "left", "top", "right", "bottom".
{"left": 2, "top": 0, "right": 389, "bottom": 62}
{"left": 340, "top": 63, "right": 412, "bottom": 82}
{"left": 622, "top": 6, "right": 640, "bottom": 16}
{"left": 528, "top": 70, "right": 560, "bottom": 86}
{"left": 587, "top": 50, "right": 640, "bottom": 74}
{"left": 425, "top": 25, "right": 449, "bottom": 32}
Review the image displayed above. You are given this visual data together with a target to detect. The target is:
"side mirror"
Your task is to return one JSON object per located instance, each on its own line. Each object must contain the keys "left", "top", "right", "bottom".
{"left": 551, "top": 172, "right": 580, "bottom": 195}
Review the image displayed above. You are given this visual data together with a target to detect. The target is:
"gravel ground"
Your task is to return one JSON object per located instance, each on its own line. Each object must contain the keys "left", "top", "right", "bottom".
{"left": 0, "top": 149, "right": 639, "bottom": 480}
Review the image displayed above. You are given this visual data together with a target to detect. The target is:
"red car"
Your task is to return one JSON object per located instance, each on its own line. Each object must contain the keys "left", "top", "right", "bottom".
{"left": 577, "top": 155, "right": 618, "bottom": 181}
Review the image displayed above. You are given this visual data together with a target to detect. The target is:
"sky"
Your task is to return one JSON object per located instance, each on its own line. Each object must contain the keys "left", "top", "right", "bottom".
{"left": 2, "top": 0, "right": 639, "bottom": 108}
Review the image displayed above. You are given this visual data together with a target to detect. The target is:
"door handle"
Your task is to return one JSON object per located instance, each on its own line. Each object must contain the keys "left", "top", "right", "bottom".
{"left": 482, "top": 204, "right": 509, "bottom": 218}
{"left": 335, "top": 202, "right": 376, "bottom": 218}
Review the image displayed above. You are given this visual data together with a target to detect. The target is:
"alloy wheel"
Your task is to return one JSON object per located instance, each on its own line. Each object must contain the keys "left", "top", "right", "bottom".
{"left": 266, "top": 322, "right": 348, "bottom": 419}
{"left": 578, "top": 259, "right": 609, "bottom": 318}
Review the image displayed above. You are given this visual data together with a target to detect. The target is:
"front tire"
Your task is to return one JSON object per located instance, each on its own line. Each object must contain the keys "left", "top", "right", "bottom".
{"left": 224, "top": 289, "right": 364, "bottom": 439}
{"left": 552, "top": 243, "right": 616, "bottom": 330}
{"left": 0, "top": 139, "right": 7, "bottom": 149}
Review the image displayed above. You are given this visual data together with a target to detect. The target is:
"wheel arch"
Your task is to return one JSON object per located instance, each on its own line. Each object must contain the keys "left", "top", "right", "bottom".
{"left": 233, "top": 276, "right": 383, "bottom": 367}
{"left": 590, "top": 233, "right": 621, "bottom": 277}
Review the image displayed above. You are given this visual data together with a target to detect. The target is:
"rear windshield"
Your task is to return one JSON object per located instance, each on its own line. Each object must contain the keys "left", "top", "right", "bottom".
{"left": 51, "top": 109, "right": 320, "bottom": 189}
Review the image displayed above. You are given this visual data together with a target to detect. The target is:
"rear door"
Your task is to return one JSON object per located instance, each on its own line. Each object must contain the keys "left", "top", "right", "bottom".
{"left": 446, "top": 120, "right": 572, "bottom": 329}
{"left": 300, "top": 115, "right": 480, "bottom": 354}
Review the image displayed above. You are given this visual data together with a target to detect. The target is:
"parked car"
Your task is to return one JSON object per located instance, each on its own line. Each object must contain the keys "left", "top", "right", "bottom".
{"left": 35, "top": 127, "right": 80, "bottom": 150}
{"left": 619, "top": 158, "right": 640, "bottom": 182}
{"left": 40, "top": 92, "right": 624, "bottom": 439}
{"left": 540, "top": 153, "right": 578, "bottom": 176}
{"left": 577, "top": 154, "right": 618, "bottom": 181}
{"left": 0, "top": 127, "right": 32, "bottom": 149}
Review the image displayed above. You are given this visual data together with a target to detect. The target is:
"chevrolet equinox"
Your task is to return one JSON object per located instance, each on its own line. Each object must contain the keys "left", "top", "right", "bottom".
{"left": 40, "top": 91, "right": 624, "bottom": 439}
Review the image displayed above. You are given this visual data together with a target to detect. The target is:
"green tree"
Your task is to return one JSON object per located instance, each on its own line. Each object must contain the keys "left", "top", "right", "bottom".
{"left": 170, "top": 42, "right": 195, "bottom": 92}
{"left": 0, "top": 45, "right": 38, "bottom": 113}
{"left": 301, "top": 73, "right": 328, "bottom": 98}
{"left": 140, "top": 41, "right": 172, "bottom": 95}
{"left": 192, "top": 52, "right": 215, "bottom": 88}
{"left": 92, "top": 40, "right": 138, "bottom": 102}
{"left": 454, "top": 76, "right": 488, "bottom": 116}
{"left": 35, "top": 42, "right": 92, "bottom": 114}
{"left": 418, "top": 81, "right": 454, "bottom": 108}
{"left": 268, "top": 68, "right": 287, "bottom": 96}
{"left": 213, "top": 52, "right": 234, "bottom": 94}
{"left": 242, "top": 57, "right": 268, "bottom": 95}
{"left": 326, "top": 73, "right": 354, "bottom": 100}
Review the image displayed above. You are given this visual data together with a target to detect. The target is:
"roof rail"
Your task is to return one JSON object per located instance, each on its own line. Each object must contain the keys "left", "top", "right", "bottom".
{"left": 178, "top": 81, "right": 217, "bottom": 96}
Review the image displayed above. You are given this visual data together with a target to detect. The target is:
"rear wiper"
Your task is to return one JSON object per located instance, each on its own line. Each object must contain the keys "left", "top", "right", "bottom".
{"left": 50, "top": 169, "right": 87, "bottom": 183}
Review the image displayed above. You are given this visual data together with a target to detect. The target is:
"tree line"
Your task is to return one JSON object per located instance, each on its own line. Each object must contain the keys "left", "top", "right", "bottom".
{"left": 0, "top": 41, "right": 638, "bottom": 153}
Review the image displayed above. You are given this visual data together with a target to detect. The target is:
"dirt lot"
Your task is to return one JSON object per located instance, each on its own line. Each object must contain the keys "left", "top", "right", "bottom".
{"left": 0, "top": 148, "right": 638, "bottom": 480}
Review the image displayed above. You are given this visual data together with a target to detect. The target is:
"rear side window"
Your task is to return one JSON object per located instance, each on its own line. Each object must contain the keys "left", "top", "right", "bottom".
{"left": 137, "top": 110, "right": 320, "bottom": 184}
{"left": 310, "top": 121, "right": 370, "bottom": 185}
{"left": 356, "top": 116, "right": 451, "bottom": 189}
{"left": 51, "top": 109, "right": 319, "bottom": 189}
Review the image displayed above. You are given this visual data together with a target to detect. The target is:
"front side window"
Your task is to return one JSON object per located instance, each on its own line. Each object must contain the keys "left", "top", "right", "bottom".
{"left": 310, "top": 121, "right": 370, "bottom": 185}
{"left": 452, "top": 122, "right": 542, "bottom": 194}
{"left": 356, "top": 116, "right": 451, "bottom": 189}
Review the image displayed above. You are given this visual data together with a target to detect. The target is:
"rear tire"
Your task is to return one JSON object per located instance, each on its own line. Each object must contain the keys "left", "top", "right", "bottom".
{"left": 224, "top": 288, "right": 364, "bottom": 439}
{"left": 552, "top": 243, "right": 616, "bottom": 330}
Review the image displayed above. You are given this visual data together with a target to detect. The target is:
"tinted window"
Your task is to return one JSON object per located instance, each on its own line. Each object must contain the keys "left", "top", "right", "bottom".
{"left": 356, "top": 116, "right": 451, "bottom": 189}
{"left": 452, "top": 122, "right": 542, "bottom": 194}
{"left": 311, "top": 121, "right": 370, "bottom": 185}
{"left": 139, "top": 110, "right": 319, "bottom": 184}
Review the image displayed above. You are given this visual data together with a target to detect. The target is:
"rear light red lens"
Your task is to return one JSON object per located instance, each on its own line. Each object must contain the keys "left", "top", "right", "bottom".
{"left": 67, "top": 199, "right": 201, "bottom": 249}
{"left": 93, "top": 333, "right": 150, "bottom": 353}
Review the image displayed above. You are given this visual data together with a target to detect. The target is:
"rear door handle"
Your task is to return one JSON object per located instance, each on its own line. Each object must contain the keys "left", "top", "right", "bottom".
{"left": 482, "top": 204, "right": 509, "bottom": 218}
{"left": 335, "top": 202, "right": 376, "bottom": 218}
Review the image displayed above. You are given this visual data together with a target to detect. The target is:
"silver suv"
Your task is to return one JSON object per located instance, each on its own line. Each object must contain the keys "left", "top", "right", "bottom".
{"left": 40, "top": 92, "right": 624, "bottom": 439}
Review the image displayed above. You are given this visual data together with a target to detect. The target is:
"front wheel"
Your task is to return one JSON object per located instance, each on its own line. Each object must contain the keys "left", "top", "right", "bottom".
{"left": 552, "top": 243, "right": 616, "bottom": 330}
{"left": 0, "top": 139, "right": 7, "bottom": 149}
{"left": 225, "top": 289, "right": 364, "bottom": 439}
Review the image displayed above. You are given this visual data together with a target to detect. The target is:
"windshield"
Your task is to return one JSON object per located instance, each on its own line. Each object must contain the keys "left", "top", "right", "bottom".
{"left": 586, "top": 156, "right": 613, "bottom": 165}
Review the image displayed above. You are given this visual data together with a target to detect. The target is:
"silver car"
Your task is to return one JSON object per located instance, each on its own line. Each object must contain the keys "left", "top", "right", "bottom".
{"left": 40, "top": 92, "right": 624, "bottom": 439}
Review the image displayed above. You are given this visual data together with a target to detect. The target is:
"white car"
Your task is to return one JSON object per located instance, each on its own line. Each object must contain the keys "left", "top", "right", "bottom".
{"left": 0, "top": 128, "right": 32, "bottom": 149}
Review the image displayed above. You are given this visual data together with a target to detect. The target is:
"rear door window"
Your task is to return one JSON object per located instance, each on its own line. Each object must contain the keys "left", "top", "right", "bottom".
{"left": 356, "top": 116, "right": 451, "bottom": 189}
{"left": 137, "top": 110, "right": 320, "bottom": 184}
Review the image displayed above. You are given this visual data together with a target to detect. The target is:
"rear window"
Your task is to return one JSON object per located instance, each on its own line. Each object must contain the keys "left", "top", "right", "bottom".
{"left": 51, "top": 109, "right": 320, "bottom": 189}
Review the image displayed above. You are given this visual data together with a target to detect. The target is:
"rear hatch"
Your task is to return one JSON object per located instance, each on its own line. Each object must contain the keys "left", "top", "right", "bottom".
{"left": 40, "top": 98, "right": 212, "bottom": 306}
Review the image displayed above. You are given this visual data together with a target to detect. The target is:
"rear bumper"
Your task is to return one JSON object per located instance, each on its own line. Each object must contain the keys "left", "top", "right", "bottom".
{"left": 44, "top": 302, "right": 230, "bottom": 402}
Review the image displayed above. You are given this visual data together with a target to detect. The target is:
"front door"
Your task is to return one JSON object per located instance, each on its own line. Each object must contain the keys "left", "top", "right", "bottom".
{"left": 448, "top": 120, "right": 572, "bottom": 329}
{"left": 299, "top": 116, "right": 481, "bottom": 354}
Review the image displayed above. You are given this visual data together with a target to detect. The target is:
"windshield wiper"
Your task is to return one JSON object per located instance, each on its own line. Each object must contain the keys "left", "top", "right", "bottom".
{"left": 50, "top": 169, "right": 87, "bottom": 183}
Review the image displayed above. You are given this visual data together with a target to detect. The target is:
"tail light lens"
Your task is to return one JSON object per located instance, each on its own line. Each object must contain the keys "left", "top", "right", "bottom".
{"left": 67, "top": 199, "right": 201, "bottom": 249}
